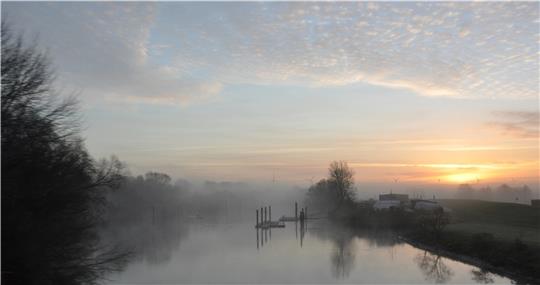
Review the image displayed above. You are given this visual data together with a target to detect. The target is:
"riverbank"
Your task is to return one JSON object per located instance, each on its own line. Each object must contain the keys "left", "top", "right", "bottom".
{"left": 401, "top": 231, "right": 540, "bottom": 284}
{"left": 329, "top": 199, "right": 540, "bottom": 284}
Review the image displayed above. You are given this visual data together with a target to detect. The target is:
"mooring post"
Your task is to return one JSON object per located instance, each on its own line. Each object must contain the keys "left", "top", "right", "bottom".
{"left": 256, "top": 209, "right": 259, "bottom": 226}
{"left": 264, "top": 207, "right": 267, "bottom": 223}
{"left": 295, "top": 202, "right": 298, "bottom": 220}
{"left": 269, "top": 206, "right": 272, "bottom": 222}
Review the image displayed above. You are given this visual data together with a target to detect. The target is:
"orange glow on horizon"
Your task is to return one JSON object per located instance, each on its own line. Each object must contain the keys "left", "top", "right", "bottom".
{"left": 444, "top": 173, "right": 482, "bottom": 184}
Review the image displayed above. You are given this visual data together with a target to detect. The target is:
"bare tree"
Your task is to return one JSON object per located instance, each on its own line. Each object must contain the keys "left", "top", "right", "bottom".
{"left": 328, "top": 161, "right": 355, "bottom": 205}
{"left": 1, "top": 22, "right": 128, "bottom": 285}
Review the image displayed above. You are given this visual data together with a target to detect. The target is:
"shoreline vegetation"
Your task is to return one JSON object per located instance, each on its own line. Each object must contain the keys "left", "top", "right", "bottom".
{"left": 307, "top": 161, "right": 540, "bottom": 284}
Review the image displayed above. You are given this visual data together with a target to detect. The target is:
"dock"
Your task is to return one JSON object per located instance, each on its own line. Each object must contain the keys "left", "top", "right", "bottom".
{"left": 255, "top": 205, "right": 285, "bottom": 229}
{"left": 278, "top": 216, "right": 298, "bottom": 222}
{"left": 255, "top": 221, "right": 285, "bottom": 229}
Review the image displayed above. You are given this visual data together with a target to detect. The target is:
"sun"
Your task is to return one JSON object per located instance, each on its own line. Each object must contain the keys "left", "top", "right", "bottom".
{"left": 445, "top": 173, "right": 479, "bottom": 184}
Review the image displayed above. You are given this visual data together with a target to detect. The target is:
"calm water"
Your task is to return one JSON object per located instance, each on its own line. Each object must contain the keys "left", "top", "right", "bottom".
{"left": 106, "top": 219, "right": 512, "bottom": 284}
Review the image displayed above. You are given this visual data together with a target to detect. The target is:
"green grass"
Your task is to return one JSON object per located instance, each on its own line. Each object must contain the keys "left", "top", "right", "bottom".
{"left": 445, "top": 223, "right": 540, "bottom": 247}
{"left": 437, "top": 199, "right": 540, "bottom": 247}
{"left": 438, "top": 199, "right": 540, "bottom": 228}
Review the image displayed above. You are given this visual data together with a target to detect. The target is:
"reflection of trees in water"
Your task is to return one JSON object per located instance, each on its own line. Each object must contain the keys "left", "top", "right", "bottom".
{"left": 309, "top": 222, "right": 400, "bottom": 248}
{"left": 307, "top": 223, "right": 356, "bottom": 279}
{"left": 414, "top": 251, "right": 454, "bottom": 283}
{"left": 309, "top": 221, "right": 404, "bottom": 280}
{"left": 330, "top": 235, "right": 356, "bottom": 279}
{"left": 100, "top": 219, "right": 189, "bottom": 266}
{"left": 471, "top": 269, "right": 495, "bottom": 284}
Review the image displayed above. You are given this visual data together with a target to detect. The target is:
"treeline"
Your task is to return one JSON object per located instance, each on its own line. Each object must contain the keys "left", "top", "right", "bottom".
{"left": 1, "top": 23, "right": 126, "bottom": 284}
{"left": 455, "top": 183, "right": 534, "bottom": 204}
{"left": 104, "top": 173, "right": 261, "bottom": 226}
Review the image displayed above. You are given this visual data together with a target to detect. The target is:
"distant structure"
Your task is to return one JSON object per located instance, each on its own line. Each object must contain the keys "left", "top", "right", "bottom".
{"left": 373, "top": 200, "right": 401, "bottom": 210}
{"left": 373, "top": 193, "right": 409, "bottom": 211}
{"left": 379, "top": 193, "right": 409, "bottom": 203}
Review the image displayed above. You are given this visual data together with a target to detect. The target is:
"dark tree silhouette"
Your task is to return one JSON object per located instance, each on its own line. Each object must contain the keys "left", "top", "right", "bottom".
{"left": 1, "top": 23, "right": 127, "bottom": 285}
{"left": 328, "top": 161, "right": 355, "bottom": 204}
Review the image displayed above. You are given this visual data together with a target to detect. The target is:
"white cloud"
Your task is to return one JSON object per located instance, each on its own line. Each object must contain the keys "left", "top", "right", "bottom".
{"left": 3, "top": 2, "right": 539, "bottom": 102}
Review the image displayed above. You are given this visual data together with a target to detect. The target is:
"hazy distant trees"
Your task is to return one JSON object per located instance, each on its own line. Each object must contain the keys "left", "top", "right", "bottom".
{"left": 105, "top": 172, "right": 185, "bottom": 223}
{"left": 145, "top": 171, "right": 172, "bottom": 185}
{"left": 104, "top": 174, "right": 254, "bottom": 225}
{"left": 455, "top": 183, "right": 533, "bottom": 204}
{"left": 1, "top": 23, "right": 126, "bottom": 284}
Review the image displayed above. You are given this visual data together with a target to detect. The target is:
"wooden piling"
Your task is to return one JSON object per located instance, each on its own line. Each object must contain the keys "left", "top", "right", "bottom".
{"left": 269, "top": 206, "right": 272, "bottom": 222}
{"left": 264, "top": 207, "right": 267, "bottom": 222}
{"left": 256, "top": 209, "right": 259, "bottom": 226}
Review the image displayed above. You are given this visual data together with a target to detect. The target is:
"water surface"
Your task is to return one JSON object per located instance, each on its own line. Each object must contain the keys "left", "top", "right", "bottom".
{"left": 106, "top": 219, "right": 512, "bottom": 284}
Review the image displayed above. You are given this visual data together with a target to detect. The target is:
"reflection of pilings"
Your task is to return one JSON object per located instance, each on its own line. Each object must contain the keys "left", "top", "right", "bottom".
{"left": 295, "top": 220, "right": 298, "bottom": 240}
{"left": 300, "top": 222, "right": 304, "bottom": 248}
{"left": 295, "top": 202, "right": 298, "bottom": 220}
{"left": 256, "top": 228, "right": 259, "bottom": 250}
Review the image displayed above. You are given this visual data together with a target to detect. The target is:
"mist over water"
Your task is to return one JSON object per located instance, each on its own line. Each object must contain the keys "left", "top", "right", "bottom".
{"left": 103, "top": 217, "right": 512, "bottom": 284}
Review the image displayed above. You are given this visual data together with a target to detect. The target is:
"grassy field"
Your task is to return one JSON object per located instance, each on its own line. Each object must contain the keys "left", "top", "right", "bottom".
{"left": 403, "top": 199, "right": 540, "bottom": 283}
{"left": 438, "top": 199, "right": 540, "bottom": 247}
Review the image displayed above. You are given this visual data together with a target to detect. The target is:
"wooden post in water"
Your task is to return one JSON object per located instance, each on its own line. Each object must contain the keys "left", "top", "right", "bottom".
{"left": 260, "top": 207, "right": 263, "bottom": 224}
{"left": 269, "top": 206, "right": 272, "bottom": 222}
{"left": 256, "top": 209, "right": 259, "bottom": 226}
{"left": 264, "top": 207, "right": 267, "bottom": 223}
{"left": 295, "top": 202, "right": 298, "bottom": 220}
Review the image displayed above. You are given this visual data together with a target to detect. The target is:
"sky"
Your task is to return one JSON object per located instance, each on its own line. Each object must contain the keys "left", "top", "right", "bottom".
{"left": 2, "top": 2, "right": 539, "bottom": 188}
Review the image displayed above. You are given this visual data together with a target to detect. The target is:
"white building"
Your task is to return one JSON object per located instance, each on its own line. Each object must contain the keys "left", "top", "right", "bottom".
{"left": 373, "top": 200, "right": 401, "bottom": 210}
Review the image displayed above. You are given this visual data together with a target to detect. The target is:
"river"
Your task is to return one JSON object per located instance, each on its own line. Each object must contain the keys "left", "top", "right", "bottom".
{"left": 105, "top": 219, "right": 512, "bottom": 284}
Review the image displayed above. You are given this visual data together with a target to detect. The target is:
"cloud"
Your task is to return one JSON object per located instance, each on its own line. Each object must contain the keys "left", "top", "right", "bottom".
{"left": 3, "top": 2, "right": 539, "bottom": 102}
{"left": 150, "top": 2, "right": 538, "bottom": 99}
{"left": 2, "top": 2, "right": 222, "bottom": 105}
{"left": 488, "top": 111, "right": 539, "bottom": 138}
